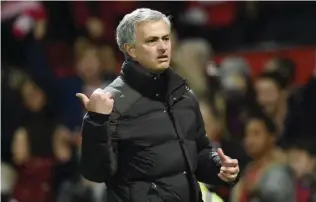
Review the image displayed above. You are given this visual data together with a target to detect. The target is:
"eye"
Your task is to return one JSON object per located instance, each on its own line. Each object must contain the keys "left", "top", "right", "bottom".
{"left": 163, "top": 37, "right": 170, "bottom": 41}
{"left": 146, "top": 39, "right": 157, "bottom": 45}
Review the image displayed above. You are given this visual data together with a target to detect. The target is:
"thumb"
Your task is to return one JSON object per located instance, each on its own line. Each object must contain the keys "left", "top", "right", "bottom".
{"left": 217, "top": 148, "right": 228, "bottom": 162}
{"left": 76, "top": 93, "right": 89, "bottom": 108}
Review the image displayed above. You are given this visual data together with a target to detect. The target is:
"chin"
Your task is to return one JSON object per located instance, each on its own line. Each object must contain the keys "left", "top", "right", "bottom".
{"left": 157, "top": 62, "right": 170, "bottom": 69}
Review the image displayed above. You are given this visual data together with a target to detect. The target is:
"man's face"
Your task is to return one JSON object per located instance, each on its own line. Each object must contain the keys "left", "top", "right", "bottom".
{"left": 255, "top": 79, "right": 281, "bottom": 115}
{"left": 128, "top": 19, "right": 171, "bottom": 72}
{"left": 244, "top": 119, "right": 275, "bottom": 159}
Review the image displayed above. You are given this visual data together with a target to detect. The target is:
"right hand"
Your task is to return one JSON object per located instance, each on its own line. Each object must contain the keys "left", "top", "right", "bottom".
{"left": 76, "top": 88, "right": 114, "bottom": 115}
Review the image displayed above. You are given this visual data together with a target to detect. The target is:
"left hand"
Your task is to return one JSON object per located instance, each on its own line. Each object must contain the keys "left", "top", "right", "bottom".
{"left": 217, "top": 148, "right": 239, "bottom": 182}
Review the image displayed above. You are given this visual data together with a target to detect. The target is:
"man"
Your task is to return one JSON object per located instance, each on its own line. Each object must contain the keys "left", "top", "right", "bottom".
{"left": 255, "top": 70, "right": 316, "bottom": 139}
{"left": 231, "top": 111, "right": 295, "bottom": 202}
{"left": 255, "top": 71, "right": 288, "bottom": 135}
{"left": 76, "top": 8, "right": 239, "bottom": 202}
{"left": 286, "top": 138, "right": 316, "bottom": 202}
{"left": 263, "top": 57, "right": 296, "bottom": 90}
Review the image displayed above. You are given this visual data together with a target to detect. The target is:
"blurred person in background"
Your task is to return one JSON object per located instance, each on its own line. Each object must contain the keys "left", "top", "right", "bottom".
{"left": 285, "top": 138, "right": 316, "bottom": 202}
{"left": 57, "top": 173, "right": 107, "bottom": 202}
{"left": 199, "top": 97, "right": 250, "bottom": 202}
{"left": 263, "top": 57, "right": 296, "bottom": 93}
{"left": 281, "top": 67, "right": 316, "bottom": 140}
{"left": 172, "top": 38, "right": 212, "bottom": 99}
{"left": 70, "top": 1, "right": 139, "bottom": 44}
{"left": 255, "top": 71, "right": 288, "bottom": 136}
{"left": 60, "top": 37, "right": 117, "bottom": 131}
{"left": 256, "top": 67, "right": 316, "bottom": 140}
{"left": 1, "top": 162, "right": 17, "bottom": 202}
{"left": 98, "top": 44, "right": 120, "bottom": 85}
{"left": 10, "top": 75, "right": 72, "bottom": 202}
{"left": 74, "top": 38, "right": 109, "bottom": 95}
{"left": 231, "top": 111, "right": 295, "bottom": 202}
{"left": 218, "top": 57, "right": 258, "bottom": 142}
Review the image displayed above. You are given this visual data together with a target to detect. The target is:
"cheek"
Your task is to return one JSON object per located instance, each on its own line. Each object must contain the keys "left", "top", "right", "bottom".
{"left": 270, "top": 92, "right": 279, "bottom": 103}
{"left": 258, "top": 91, "right": 277, "bottom": 105}
{"left": 245, "top": 134, "right": 265, "bottom": 151}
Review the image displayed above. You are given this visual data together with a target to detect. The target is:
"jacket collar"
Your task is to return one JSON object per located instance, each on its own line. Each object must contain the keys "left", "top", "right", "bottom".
{"left": 120, "top": 59, "right": 187, "bottom": 98}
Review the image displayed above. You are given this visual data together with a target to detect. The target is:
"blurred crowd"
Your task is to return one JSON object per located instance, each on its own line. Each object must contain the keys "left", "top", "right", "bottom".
{"left": 1, "top": 1, "right": 316, "bottom": 202}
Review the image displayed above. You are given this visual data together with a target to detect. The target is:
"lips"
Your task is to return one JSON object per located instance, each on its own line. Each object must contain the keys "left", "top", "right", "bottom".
{"left": 157, "top": 55, "right": 168, "bottom": 60}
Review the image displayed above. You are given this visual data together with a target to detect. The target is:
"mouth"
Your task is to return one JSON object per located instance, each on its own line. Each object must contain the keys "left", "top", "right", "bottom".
{"left": 157, "top": 55, "right": 169, "bottom": 62}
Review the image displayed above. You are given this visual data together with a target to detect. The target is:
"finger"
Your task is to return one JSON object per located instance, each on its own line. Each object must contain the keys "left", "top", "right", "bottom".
{"left": 219, "top": 171, "right": 237, "bottom": 182}
{"left": 218, "top": 172, "right": 229, "bottom": 182}
{"left": 76, "top": 93, "right": 89, "bottom": 107}
{"left": 223, "top": 159, "right": 238, "bottom": 167}
{"left": 221, "top": 166, "right": 239, "bottom": 175}
{"left": 217, "top": 148, "right": 229, "bottom": 162}
{"left": 104, "top": 92, "right": 113, "bottom": 99}
{"left": 93, "top": 88, "right": 103, "bottom": 94}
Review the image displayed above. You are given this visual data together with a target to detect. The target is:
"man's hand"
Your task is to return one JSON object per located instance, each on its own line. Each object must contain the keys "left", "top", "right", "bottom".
{"left": 76, "top": 88, "right": 114, "bottom": 114}
{"left": 217, "top": 148, "right": 239, "bottom": 183}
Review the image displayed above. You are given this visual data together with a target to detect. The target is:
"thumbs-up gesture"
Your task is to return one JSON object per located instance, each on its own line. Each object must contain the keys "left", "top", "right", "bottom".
{"left": 76, "top": 88, "right": 114, "bottom": 115}
{"left": 217, "top": 148, "right": 239, "bottom": 183}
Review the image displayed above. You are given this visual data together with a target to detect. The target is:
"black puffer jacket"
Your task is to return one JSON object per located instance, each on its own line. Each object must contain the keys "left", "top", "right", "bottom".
{"left": 79, "top": 60, "right": 228, "bottom": 202}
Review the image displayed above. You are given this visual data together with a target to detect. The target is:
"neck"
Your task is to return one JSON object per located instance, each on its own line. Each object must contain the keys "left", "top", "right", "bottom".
{"left": 253, "top": 146, "right": 275, "bottom": 166}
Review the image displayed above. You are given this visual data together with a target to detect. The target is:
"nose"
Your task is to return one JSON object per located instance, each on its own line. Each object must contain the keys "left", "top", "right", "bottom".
{"left": 157, "top": 39, "right": 167, "bottom": 52}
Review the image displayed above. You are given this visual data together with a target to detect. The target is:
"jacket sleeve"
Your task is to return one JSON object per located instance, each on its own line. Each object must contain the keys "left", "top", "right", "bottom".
{"left": 193, "top": 97, "right": 236, "bottom": 186}
{"left": 79, "top": 112, "right": 118, "bottom": 183}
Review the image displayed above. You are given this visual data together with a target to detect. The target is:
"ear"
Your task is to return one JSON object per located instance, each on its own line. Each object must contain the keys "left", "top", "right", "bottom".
{"left": 124, "top": 44, "right": 136, "bottom": 59}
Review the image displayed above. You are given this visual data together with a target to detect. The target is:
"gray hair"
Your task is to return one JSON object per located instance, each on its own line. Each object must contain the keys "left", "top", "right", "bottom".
{"left": 116, "top": 8, "right": 171, "bottom": 54}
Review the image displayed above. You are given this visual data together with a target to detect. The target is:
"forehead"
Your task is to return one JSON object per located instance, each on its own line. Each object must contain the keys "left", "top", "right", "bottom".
{"left": 135, "top": 20, "right": 170, "bottom": 39}
{"left": 256, "top": 78, "right": 278, "bottom": 90}
{"left": 247, "top": 119, "right": 266, "bottom": 131}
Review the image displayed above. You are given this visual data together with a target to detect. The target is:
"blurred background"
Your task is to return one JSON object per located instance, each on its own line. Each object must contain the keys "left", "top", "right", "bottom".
{"left": 1, "top": 1, "right": 316, "bottom": 202}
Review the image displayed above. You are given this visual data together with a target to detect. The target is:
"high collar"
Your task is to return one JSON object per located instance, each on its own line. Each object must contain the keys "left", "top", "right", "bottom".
{"left": 120, "top": 59, "right": 187, "bottom": 98}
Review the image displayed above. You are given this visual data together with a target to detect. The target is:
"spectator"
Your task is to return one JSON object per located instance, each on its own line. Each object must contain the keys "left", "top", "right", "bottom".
{"left": 285, "top": 138, "right": 316, "bottom": 202}
{"left": 231, "top": 110, "right": 295, "bottom": 202}
{"left": 57, "top": 174, "right": 107, "bottom": 202}
{"left": 199, "top": 97, "right": 250, "bottom": 202}
{"left": 172, "top": 38, "right": 212, "bottom": 98}
{"left": 1, "top": 162, "right": 17, "bottom": 202}
{"left": 263, "top": 57, "right": 296, "bottom": 90}
{"left": 256, "top": 69, "right": 316, "bottom": 139}
{"left": 282, "top": 69, "right": 316, "bottom": 140}
{"left": 59, "top": 38, "right": 115, "bottom": 130}
{"left": 11, "top": 76, "right": 72, "bottom": 202}
{"left": 255, "top": 71, "right": 288, "bottom": 135}
{"left": 219, "top": 57, "right": 258, "bottom": 141}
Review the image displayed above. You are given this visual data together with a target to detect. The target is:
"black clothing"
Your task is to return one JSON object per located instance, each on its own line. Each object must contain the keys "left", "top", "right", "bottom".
{"left": 79, "top": 60, "right": 230, "bottom": 202}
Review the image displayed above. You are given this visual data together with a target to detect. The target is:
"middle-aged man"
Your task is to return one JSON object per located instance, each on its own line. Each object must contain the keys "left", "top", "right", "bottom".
{"left": 76, "top": 8, "right": 239, "bottom": 202}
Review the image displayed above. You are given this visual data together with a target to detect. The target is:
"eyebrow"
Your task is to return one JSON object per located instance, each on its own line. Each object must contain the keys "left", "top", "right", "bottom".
{"left": 145, "top": 34, "right": 170, "bottom": 40}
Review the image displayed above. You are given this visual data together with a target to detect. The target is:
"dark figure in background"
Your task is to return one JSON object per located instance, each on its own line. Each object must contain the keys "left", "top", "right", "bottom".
{"left": 218, "top": 57, "right": 258, "bottom": 142}
{"left": 255, "top": 71, "right": 289, "bottom": 136}
{"left": 231, "top": 111, "right": 295, "bottom": 202}
{"left": 76, "top": 8, "right": 240, "bottom": 202}
{"left": 285, "top": 138, "right": 316, "bottom": 202}
{"left": 256, "top": 69, "right": 316, "bottom": 140}
{"left": 263, "top": 57, "right": 296, "bottom": 91}
{"left": 10, "top": 76, "right": 72, "bottom": 202}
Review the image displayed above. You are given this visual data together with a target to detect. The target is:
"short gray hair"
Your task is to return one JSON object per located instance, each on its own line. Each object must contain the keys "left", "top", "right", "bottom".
{"left": 116, "top": 8, "right": 171, "bottom": 54}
